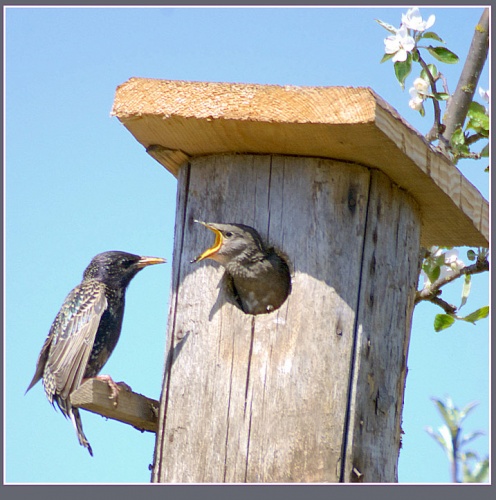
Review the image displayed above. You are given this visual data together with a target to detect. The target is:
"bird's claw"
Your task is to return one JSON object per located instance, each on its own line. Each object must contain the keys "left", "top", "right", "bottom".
{"left": 94, "top": 375, "right": 132, "bottom": 407}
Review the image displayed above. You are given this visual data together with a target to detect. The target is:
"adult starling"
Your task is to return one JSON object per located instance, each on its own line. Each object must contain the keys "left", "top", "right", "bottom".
{"left": 26, "top": 251, "right": 166, "bottom": 456}
{"left": 192, "top": 221, "right": 291, "bottom": 315}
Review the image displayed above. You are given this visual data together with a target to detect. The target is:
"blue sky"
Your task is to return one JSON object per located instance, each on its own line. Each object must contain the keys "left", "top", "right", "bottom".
{"left": 4, "top": 6, "right": 489, "bottom": 484}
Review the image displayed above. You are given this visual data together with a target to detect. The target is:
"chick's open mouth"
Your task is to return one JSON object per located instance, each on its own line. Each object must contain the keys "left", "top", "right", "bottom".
{"left": 191, "top": 221, "right": 224, "bottom": 263}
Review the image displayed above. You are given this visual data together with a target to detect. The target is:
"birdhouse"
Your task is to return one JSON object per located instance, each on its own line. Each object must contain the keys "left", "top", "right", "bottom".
{"left": 110, "top": 78, "right": 488, "bottom": 483}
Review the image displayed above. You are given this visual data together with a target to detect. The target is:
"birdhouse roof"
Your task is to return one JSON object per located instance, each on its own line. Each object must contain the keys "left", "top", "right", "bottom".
{"left": 112, "top": 78, "right": 488, "bottom": 248}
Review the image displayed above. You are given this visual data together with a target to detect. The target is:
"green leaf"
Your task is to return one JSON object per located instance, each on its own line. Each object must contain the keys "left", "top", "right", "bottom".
{"left": 460, "top": 430, "right": 484, "bottom": 448}
{"left": 461, "top": 451, "right": 479, "bottom": 461}
{"left": 468, "top": 101, "right": 487, "bottom": 115}
{"left": 422, "top": 261, "right": 440, "bottom": 284}
{"left": 420, "top": 31, "right": 445, "bottom": 43}
{"left": 434, "top": 313, "right": 455, "bottom": 332}
{"left": 380, "top": 52, "right": 395, "bottom": 64}
{"left": 425, "top": 426, "right": 449, "bottom": 452}
{"left": 466, "top": 119, "right": 489, "bottom": 134}
{"left": 394, "top": 53, "right": 412, "bottom": 89}
{"left": 432, "top": 398, "right": 450, "bottom": 421}
{"left": 421, "top": 250, "right": 446, "bottom": 282}
{"left": 459, "top": 306, "right": 489, "bottom": 324}
{"left": 467, "top": 102, "right": 489, "bottom": 132}
{"left": 375, "top": 19, "right": 398, "bottom": 34}
{"left": 434, "top": 92, "right": 450, "bottom": 101}
{"left": 420, "top": 63, "right": 438, "bottom": 81}
{"left": 459, "top": 400, "right": 479, "bottom": 422}
{"left": 439, "top": 425, "right": 455, "bottom": 457}
{"left": 427, "top": 46, "right": 459, "bottom": 64}
{"left": 466, "top": 249, "right": 476, "bottom": 261}
{"left": 480, "top": 143, "right": 489, "bottom": 158}
{"left": 467, "top": 117, "right": 490, "bottom": 133}
{"left": 432, "top": 397, "right": 458, "bottom": 432}
{"left": 455, "top": 144, "right": 471, "bottom": 156}
{"left": 469, "top": 459, "right": 490, "bottom": 483}
{"left": 450, "top": 127, "right": 466, "bottom": 147}
{"left": 450, "top": 127, "right": 470, "bottom": 157}
{"left": 459, "top": 274, "right": 471, "bottom": 310}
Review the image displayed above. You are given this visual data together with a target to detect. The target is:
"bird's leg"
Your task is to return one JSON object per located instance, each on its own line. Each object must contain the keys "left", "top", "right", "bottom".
{"left": 93, "top": 374, "right": 132, "bottom": 406}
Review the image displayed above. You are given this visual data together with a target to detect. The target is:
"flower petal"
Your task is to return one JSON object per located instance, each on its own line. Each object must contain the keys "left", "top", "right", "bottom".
{"left": 403, "top": 36, "right": 416, "bottom": 51}
{"left": 384, "top": 37, "right": 400, "bottom": 54}
{"left": 413, "top": 77, "right": 429, "bottom": 93}
{"left": 393, "top": 49, "right": 407, "bottom": 62}
{"left": 425, "top": 14, "right": 436, "bottom": 30}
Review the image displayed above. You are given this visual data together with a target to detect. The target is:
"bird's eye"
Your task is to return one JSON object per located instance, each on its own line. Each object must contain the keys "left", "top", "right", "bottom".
{"left": 224, "top": 231, "right": 233, "bottom": 238}
{"left": 122, "top": 260, "right": 133, "bottom": 268}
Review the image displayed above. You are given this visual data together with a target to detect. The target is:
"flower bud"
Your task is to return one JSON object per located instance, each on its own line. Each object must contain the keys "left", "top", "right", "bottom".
{"left": 413, "top": 77, "right": 429, "bottom": 94}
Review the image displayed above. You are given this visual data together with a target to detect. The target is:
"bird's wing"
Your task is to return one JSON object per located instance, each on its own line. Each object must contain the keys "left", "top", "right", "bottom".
{"left": 45, "top": 281, "right": 108, "bottom": 400}
{"left": 26, "top": 329, "right": 54, "bottom": 393}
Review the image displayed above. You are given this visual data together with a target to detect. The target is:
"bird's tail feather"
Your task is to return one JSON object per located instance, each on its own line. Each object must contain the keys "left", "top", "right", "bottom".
{"left": 69, "top": 407, "right": 93, "bottom": 456}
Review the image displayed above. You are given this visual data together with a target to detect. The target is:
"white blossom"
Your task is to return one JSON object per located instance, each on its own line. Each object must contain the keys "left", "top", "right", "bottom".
{"left": 421, "top": 248, "right": 465, "bottom": 288}
{"left": 441, "top": 249, "right": 465, "bottom": 278}
{"left": 413, "top": 77, "right": 429, "bottom": 94}
{"left": 401, "top": 7, "right": 435, "bottom": 32}
{"left": 408, "top": 77, "right": 429, "bottom": 111}
{"left": 478, "top": 87, "right": 490, "bottom": 103}
{"left": 409, "top": 88, "right": 424, "bottom": 111}
{"left": 384, "top": 25, "right": 415, "bottom": 62}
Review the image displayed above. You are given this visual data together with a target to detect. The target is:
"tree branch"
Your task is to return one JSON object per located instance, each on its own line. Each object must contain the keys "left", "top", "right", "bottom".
{"left": 465, "top": 132, "right": 487, "bottom": 146}
{"left": 430, "top": 296, "right": 457, "bottom": 315}
{"left": 452, "top": 429, "right": 460, "bottom": 483}
{"left": 438, "top": 73, "right": 449, "bottom": 95}
{"left": 416, "top": 53, "right": 445, "bottom": 142}
{"left": 440, "top": 8, "right": 489, "bottom": 147}
{"left": 415, "top": 257, "right": 489, "bottom": 306}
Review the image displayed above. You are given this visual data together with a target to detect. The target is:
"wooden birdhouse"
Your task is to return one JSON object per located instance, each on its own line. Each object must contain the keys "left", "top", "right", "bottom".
{"left": 108, "top": 78, "right": 488, "bottom": 483}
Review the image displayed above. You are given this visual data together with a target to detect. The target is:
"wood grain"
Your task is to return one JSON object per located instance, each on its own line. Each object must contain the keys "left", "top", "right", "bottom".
{"left": 342, "top": 170, "right": 422, "bottom": 482}
{"left": 70, "top": 379, "right": 159, "bottom": 433}
{"left": 151, "top": 154, "right": 421, "bottom": 482}
{"left": 112, "top": 78, "right": 488, "bottom": 248}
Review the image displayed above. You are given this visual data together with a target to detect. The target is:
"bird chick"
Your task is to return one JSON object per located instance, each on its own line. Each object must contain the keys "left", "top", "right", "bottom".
{"left": 192, "top": 221, "right": 291, "bottom": 315}
{"left": 26, "top": 251, "right": 166, "bottom": 456}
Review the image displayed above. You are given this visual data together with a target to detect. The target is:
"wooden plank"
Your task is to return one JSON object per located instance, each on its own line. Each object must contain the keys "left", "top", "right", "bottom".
{"left": 70, "top": 379, "right": 159, "bottom": 433}
{"left": 241, "top": 156, "right": 371, "bottom": 482}
{"left": 342, "top": 170, "right": 422, "bottom": 482}
{"left": 153, "top": 155, "right": 276, "bottom": 482}
{"left": 111, "top": 78, "right": 488, "bottom": 248}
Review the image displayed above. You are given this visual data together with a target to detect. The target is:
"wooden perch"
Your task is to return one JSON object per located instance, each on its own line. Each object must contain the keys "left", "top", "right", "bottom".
{"left": 70, "top": 379, "right": 159, "bottom": 433}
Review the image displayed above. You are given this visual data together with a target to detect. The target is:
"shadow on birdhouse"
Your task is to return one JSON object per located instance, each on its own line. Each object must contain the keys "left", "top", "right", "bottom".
{"left": 191, "top": 220, "right": 292, "bottom": 316}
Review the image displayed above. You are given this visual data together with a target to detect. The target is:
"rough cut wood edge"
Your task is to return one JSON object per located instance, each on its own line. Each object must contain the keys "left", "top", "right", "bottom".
{"left": 111, "top": 78, "right": 488, "bottom": 248}
{"left": 70, "top": 379, "right": 159, "bottom": 433}
{"left": 112, "top": 78, "right": 376, "bottom": 123}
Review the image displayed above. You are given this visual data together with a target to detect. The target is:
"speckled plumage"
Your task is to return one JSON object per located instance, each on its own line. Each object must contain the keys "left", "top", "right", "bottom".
{"left": 192, "top": 222, "right": 291, "bottom": 315}
{"left": 26, "top": 251, "right": 165, "bottom": 456}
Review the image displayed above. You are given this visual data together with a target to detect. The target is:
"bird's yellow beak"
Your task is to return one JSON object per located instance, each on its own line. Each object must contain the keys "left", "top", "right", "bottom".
{"left": 192, "top": 220, "right": 223, "bottom": 263}
{"left": 136, "top": 256, "right": 167, "bottom": 268}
